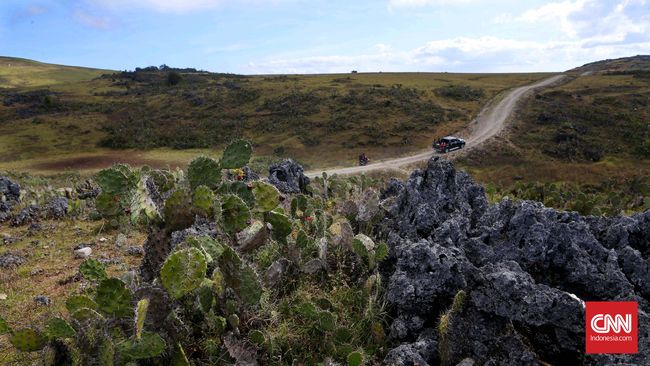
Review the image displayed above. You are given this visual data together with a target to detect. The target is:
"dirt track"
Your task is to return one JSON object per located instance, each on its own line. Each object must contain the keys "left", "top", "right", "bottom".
{"left": 305, "top": 74, "right": 567, "bottom": 178}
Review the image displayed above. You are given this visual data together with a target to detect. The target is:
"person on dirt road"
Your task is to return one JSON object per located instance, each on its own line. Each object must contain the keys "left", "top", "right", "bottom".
{"left": 359, "top": 153, "right": 369, "bottom": 166}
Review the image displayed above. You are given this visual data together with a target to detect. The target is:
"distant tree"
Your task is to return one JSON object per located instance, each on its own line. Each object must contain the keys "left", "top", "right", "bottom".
{"left": 167, "top": 71, "right": 182, "bottom": 86}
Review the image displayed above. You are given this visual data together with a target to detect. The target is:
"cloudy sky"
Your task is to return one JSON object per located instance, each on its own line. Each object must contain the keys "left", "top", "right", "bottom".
{"left": 1, "top": 0, "right": 649, "bottom": 74}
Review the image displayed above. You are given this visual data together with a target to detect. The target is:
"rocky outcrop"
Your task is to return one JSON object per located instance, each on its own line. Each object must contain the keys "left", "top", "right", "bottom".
{"left": 0, "top": 176, "right": 21, "bottom": 202}
{"left": 268, "top": 159, "right": 310, "bottom": 194}
{"left": 45, "top": 197, "right": 68, "bottom": 219}
{"left": 382, "top": 157, "right": 650, "bottom": 366}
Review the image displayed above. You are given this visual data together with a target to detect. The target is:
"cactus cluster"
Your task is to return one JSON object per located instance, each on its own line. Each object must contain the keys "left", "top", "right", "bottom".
{"left": 2, "top": 140, "right": 397, "bottom": 365}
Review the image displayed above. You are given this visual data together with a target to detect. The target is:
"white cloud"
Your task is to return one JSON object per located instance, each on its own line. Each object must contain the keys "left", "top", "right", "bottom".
{"left": 511, "top": 0, "right": 648, "bottom": 41}
{"left": 86, "top": 0, "right": 290, "bottom": 13}
{"left": 73, "top": 10, "right": 112, "bottom": 29}
{"left": 517, "top": 0, "right": 592, "bottom": 37}
{"left": 244, "top": 35, "right": 650, "bottom": 74}
{"left": 388, "top": 0, "right": 478, "bottom": 7}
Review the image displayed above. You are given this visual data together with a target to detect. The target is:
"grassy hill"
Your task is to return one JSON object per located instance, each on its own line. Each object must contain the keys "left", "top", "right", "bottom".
{"left": 457, "top": 56, "right": 650, "bottom": 215}
{"left": 0, "top": 60, "right": 549, "bottom": 172}
{"left": 0, "top": 57, "right": 112, "bottom": 89}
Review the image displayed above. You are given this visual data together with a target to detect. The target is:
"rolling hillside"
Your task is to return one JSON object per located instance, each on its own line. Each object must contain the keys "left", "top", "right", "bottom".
{"left": 0, "top": 58, "right": 549, "bottom": 172}
{"left": 0, "top": 57, "right": 112, "bottom": 89}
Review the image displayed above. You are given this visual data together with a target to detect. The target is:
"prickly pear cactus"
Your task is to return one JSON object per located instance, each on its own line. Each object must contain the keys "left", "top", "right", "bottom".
{"left": 318, "top": 310, "right": 337, "bottom": 332}
{"left": 218, "top": 181, "right": 255, "bottom": 207}
{"left": 192, "top": 185, "right": 215, "bottom": 217}
{"left": 375, "top": 242, "right": 389, "bottom": 262}
{"left": 95, "top": 278, "right": 133, "bottom": 318}
{"left": 238, "top": 264, "right": 262, "bottom": 306}
{"left": 222, "top": 194, "right": 251, "bottom": 233}
{"left": 98, "top": 337, "right": 115, "bottom": 366}
{"left": 117, "top": 332, "right": 166, "bottom": 360}
{"left": 149, "top": 169, "right": 176, "bottom": 194}
{"left": 197, "top": 278, "right": 214, "bottom": 312}
{"left": 45, "top": 317, "right": 75, "bottom": 339}
{"left": 187, "top": 156, "right": 221, "bottom": 190}
{"left": 79, "top": 259, "right": 107, "bottom": 282}
{"left": 218, "top": 246, "right": 260, "bottom": 305}
{"left": 66, "top": 295, "right": 98, "bottom": 314}
{"left": 265, "top": 208, "right": 292, "bottom": 242}
{"left": 96, "top": 164, "right": 137, "bottom": 195}
{"left": 95, "top": 191, "right": 123, "bottom": 219}
{"left": 249, "top": 330, "right": 265, "bottom": 346}
{"left": 171, "top": 342, "right": 190, "bottom": 366}
{"left": 71, "top": 308, "right": 104, "bottom": 322}
{"left": 220, "top": 139, "right": 252, "bottom": 169}
{"left": 253, "top": 181, "right": 280, "bottom": 212}
{"left": 130, "top": 175, "right": 160, "bottom": 224}
{"left": 291, "top": 194, "right": 309, "bottom": 218}
{"left": 185, "top": 235, "right": 224, "bottom": 263}
{"left": 352, "top": 234, "right": 376, "bottom": 267}
{"left": 160, "top": 248, "right": 207, "bottom": 299}
{"left": 9, "top": 328, "right": 46, "bottom": 352}
{"left": 347, "top": 351, "right": 364, "bottom": 366}
{"left": 163, "top": 189, "right": 194, "bottom": 231}
{"left": 0, "top": 316, "right": 11, "bottom": 335}
{"left": 135, "top": 299, "right": 149, "bottom": 340}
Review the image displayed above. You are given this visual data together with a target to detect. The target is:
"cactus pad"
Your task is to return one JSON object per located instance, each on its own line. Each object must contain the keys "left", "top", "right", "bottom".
{"left": 375, "top": 242, "right": 389, "bottom": 262}
{"left": 71, "top": 308, "right": 104, "bottom": 322}
{"left": 290, "top": 194, "right": 309, "bottom": 217}
{"left": 160, "top": 248, "right": 207, "bottom": 299}
{"left": 171, "top": 342, "right": 190, "bottom": 366}
{"left": 186, "top": 236, "right": 224, "bottom": 263}
{"left": 163, "top": 189, "right": 194, "bottom": 231}
{"left": 0, "top": 316, "right": 12, "bottom": 335}
{"left": 222, "top": 194, "right": 251, "bottom": 233}
{"left": 252, "top": 181, "right": 280, "bottom": 212}
{"left": 187, "top": 156, "right": 221, "bottom": 190}
{"left": 220, "top": 139, "right": 252, "bottom": 169}
{"left": 95, "top": 192, "right": 123, "bottom": 218}
{"left": 129, "top": 175, "right": 160, "bottom": 224}
{"left": 96, "top": 165, "right": 136, "bottom": 195}
{"left": 98, "top": 337, "right": 115, "bottom": 366}
{"left": 318, "top": 310, "right": 337, "bottom": 332}
{"left": 66, "top": 295, "right": 98, "bottom": 314}
{"left": 135, "top": 299, "right": 149, "bottom": 340}
{"left": 218, "top": 181, "right": 255, "bottom": 207}
{"left": 249, "top": 330, "right": 265, "bottom": 346}
{"left": 238, "top": 264, "right": 262, "bottom": 306}
{"left": 117, "top": 332, "right": 166, "bottom": 360}
{"left": 192, "top": 185, "right": 215, "bottom": 217}
{"left": 265, "top": 209, "right": 292, "bottom": 242}
{"left": 95, "top": 278, "right": 133, "bottom": 318}
{"left": 9, "top": 328, "right": 46, "bottom": 352}
{"left": 45, "top": 317, "right": 75, "bottom": 339}
{"left": 347, "top": 351, "right": 364, "bottom": 366}
{"left": 197, "top": 278, "right": 214, "bottom": 312}
{"left": 79, "top": 258, "right": 107, "bottom": 282}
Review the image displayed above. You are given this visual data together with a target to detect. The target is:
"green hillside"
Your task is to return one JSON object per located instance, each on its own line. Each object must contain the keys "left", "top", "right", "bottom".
{"left": 0, "top": 60, "right": 549, "bottom": 172}
{"left": 0, "top": 57, "right": 112, "bottom": 89}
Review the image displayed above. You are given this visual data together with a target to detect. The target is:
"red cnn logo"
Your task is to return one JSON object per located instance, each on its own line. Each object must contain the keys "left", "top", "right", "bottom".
{"left": 586, "top": 301, "right": 638, "bottom": 354}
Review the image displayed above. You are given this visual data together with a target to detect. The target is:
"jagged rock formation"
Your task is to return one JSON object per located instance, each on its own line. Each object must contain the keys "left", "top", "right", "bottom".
{"left": 381, "top": 157, "right": 650, "bottom": 366}
{"left": 268, "top": 159, "right": 310, "bottom": 194}
{"left": 0, "top": 176, "right": 21, "bottom": 202}
{"left": 0, "top": 176, "right": 21, "bottom": 222}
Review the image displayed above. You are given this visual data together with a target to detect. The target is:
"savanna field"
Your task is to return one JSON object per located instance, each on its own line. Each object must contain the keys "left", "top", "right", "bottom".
{"left": 0, "top": 55, "right": 649, "bottom": 365}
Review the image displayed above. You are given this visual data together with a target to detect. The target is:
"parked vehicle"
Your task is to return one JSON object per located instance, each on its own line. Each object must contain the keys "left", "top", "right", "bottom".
{"left": 433, "top": 136, "right": 466, "bottom": 153}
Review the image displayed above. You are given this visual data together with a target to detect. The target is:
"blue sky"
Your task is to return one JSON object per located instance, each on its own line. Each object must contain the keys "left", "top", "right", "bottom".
{"left": 1, "top": 0, "right": 649, "bottom": 74}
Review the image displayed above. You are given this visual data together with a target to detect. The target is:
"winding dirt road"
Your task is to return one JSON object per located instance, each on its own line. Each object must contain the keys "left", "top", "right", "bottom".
{"left": 305, "top": 74, "right": 567, "bottom": 178}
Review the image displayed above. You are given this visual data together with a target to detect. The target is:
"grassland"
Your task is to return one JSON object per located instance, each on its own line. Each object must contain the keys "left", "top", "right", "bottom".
{"left": 0, "top": 59, "right": 550, "bottom": 173}
{"left": 456, "top": 69, "right": 650, "bottom": 214}
{"left": 0, "top": 57, "right": 111, "bottom": 89}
